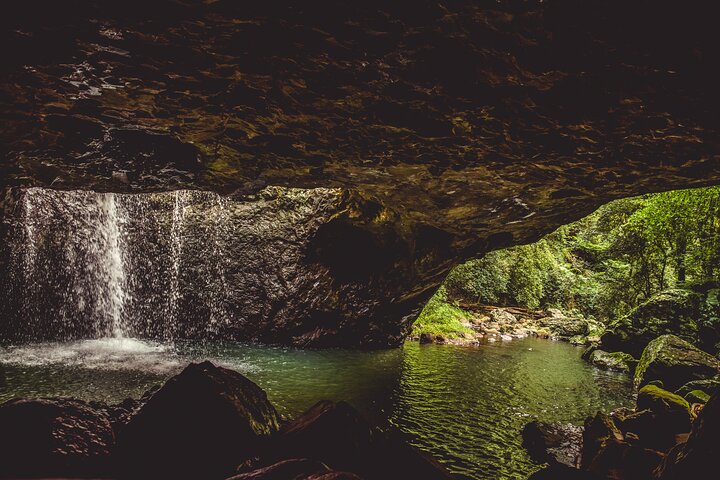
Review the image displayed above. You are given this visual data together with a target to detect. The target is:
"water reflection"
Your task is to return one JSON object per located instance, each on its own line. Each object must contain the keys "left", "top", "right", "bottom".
{"left": 0, "top": 337, "right": 633, "bottom": 479}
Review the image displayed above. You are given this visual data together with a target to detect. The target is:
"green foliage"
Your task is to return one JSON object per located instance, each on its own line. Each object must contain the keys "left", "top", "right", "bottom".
{"left": 411, "top": 287, "right": 474, "bottom": 339}
{"left": 429, "top": 186, "right": 720, "bottom": 325}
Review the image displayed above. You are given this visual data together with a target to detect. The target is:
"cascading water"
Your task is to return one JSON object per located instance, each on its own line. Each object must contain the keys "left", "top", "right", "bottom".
{"left": 93, "top": 193, "right": 128, "bottom": 338}
{"left": 2, "top": 186, "right": 343, "bottom": 344}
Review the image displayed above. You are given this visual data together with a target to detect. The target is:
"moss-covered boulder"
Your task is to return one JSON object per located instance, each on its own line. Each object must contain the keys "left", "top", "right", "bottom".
{"left": 635, "top": 385, "right": 693, "bottom": 441}
{"left": 634, "top": 335, "right": 720, "bottom": 391}
{"left": 601, "top": 289, "right": 703, "bottom": 357}
{"left": 539, "top": 316, "right": 589, "bottom": 339}
{"left": 588, "top": 350, "right": 638, "bottom": 374}
{"left": 674, "top": 378, "right": 720, "bottom": 399}
{"left": 685, "top": 390, "right": 711, "bottom": 404}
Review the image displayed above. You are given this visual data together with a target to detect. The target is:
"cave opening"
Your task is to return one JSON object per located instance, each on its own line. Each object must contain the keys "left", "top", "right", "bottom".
{"left": 3, "top": 185, "right": 720, "bottom": 479}
{"left": 4, "top": 0, "right": 720, "bottom": 478}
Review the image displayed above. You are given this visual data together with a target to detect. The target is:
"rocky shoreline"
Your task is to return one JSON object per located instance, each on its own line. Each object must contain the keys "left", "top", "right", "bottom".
{"left": 523, "top": 334, "right": 720, "bottom": 479}
{"left": 0, "top": 361, "right": 451, "bottom": 480}
{"left": 412, "top": 306, "right": 604, "bottom": 347}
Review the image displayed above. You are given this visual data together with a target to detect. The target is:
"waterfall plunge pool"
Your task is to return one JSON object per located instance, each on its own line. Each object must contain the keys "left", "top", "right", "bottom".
{"left": 0, "top": 336, "right": 634, "bottom": 480}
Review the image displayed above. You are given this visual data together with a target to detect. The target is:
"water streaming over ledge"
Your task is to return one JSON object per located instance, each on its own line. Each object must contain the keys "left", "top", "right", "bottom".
{"left": 2, "top": 186, "right": 342, "bottom": 342}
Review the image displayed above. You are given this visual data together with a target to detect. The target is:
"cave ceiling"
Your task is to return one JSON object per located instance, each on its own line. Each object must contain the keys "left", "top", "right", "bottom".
{"left": 2, "top": 1, "right": 720, "bottom": 305}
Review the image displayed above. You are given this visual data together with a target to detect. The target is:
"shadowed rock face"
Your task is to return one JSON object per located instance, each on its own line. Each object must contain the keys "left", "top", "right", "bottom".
{"left": 2, "top": 0, "right": 720, "bottom": 346}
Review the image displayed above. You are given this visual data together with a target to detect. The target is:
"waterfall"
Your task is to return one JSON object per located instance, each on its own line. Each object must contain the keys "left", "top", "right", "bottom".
{"left": 2, "top": 185, "right": 342, "bottom": 343}
{"left": 167, "top": 190, "right": 187, "bottom": 338}
{"left": 94, "top": 193, "right": 128, "bottom": 338}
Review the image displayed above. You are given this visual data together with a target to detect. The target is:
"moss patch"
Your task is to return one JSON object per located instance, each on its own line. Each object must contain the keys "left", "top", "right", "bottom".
{"left": 411, "top": 287, "right": 474, "bottom": 339}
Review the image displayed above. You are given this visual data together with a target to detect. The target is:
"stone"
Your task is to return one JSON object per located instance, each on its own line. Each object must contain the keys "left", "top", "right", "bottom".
{"left": 674, "top": 378, "right": 720, "bottom": 398}
{"left": 528, "top": 463, "right": 594, "bottom": 480}
{"left": 585, "top": 438, "right": 664, "bottom": 480}
{"left": 654, "top": 391, "right": 720, "bottom": 479}
{"left": 264, "top": 400, "right": 451, "bottom": 480}
{"left": 116, "top": 361, "right": 280, "bottom": 480}
{"left": 587, "top": 350, "right": 638, "bottom": 373}
{"left": 601, "top": 289, "right": 703, "bottom": 357}
{"left": 580, "top": 412, "right": 624, "bottom": 469}
{"left": 635, "top": 385, "right": 692, "bottom": 435}
{"left": 0, "top": 398, "right": 114, "bottom": 478}
{"left": 227, "top": 459, "right": 332, "bottom": 480}
{"left": 539, "top": 316, "right": 589, "bottom": 338}
{"left": 633, "top": 334, "right": 720, "bottom": 391}
{"left": 618, "top": 409, "right": 685, "bottom": 453}
{"left": 522, "top": 421, "right": 583, "bottom": 468}
{"left": 684, "top": 389, "right": 711, "bottom": 404}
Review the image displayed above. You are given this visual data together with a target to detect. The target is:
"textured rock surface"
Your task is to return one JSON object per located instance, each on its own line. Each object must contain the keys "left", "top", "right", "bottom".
{"left": 522, "top": 421, "right": 583, "bottom": 468}
{"left": 116, "top": 361, "right": 280, "bottom": 479}
{"left": 261, "top": 400, "right": 451, "bottom": 480}
{"left": 601, "top": 289, "right": 705, "bottom": 357}
{"left": 655, "top": 391, "right": 720, "bottom": 479}
{"left": 4, "top": 1, "right": 720, "bottom": 345}
{"left": 0, "top": 398, "right": 115, "bottom": 478}
{"left": 634, "top": 334, "right": 720, "bottom": 391}
{"left": 588, "top": 350, "right": 638, "bottom": 373}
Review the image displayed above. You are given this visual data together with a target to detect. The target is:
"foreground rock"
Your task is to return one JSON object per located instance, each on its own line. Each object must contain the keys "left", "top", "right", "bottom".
{"left": 654, "top": 391, "right": 720, "bottom": 479}
{"left": 634, "top": 335, "right": 720, "bottom": 391}
{"left": 116, "top": 361, "right": 281, "bottom": 479}
{"left": 581, "top": 412, "right": 665, "bottom": 479}
{"left": 522, "top": 421, "right": 583, "bottom": 468}
{"left": 227, "top": 458, "right": 361, "bottom": 480}
{"left": 255, "top": 400, "right": 452, "bottom": 480}
{"left": 0, "top": 398, "right": 114, "bottom": 478}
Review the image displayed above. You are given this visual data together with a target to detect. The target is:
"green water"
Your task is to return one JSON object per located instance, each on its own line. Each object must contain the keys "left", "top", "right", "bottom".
{"left": 0, "top": 337, "right": 633, "bottom": 479}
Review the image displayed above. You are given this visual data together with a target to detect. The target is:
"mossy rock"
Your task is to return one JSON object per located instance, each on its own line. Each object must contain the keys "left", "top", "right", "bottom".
{"left": 636, "top": 385, "right": 692, "bottom": 433}
{"left": 601, "top": 289, "right": 703, "bottom": 357}
{"left": 684, "top": 389, "right": 711, "bottom": 404}
{"left": 675, "top": 378, "right": 720, "bottom": 398}
{"left": 588, "top": 350, "right": 638, "bottom": 374}
{"left": 634, "top": 334, "right": 720, "bottom": 391}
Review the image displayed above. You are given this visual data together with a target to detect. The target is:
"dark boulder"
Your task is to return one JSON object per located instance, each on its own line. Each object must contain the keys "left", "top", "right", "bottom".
{"left": 654, "top": 391, "right": 720, "bottom": 479}
{"left": 585, "top": 438, "right": 664, "bottom": 480}
{"left": 522, "top": 421, "right": 583, "bottom": 468}
{"left": 116, "top": 361, "right": 280, "bottom": 479}
{"left": 635, "top": 385, "right": 692, "bottom": 436}
{"left": 0, "top": 397, "right": 114, "bottom": 478}
{"left": 264, "top": 400, "right": 451, "bottom": 480}
{"left": 580, "top": 412, "right": 624, "bottom": 470}
{"left": 618, "top": 409, "right": 686, "bottom": 453}
{"left": 601, "top": 289, "right": 704, "bottom": 357}
{"left": 528, "top": 463, "right": 597, "bottom": 480}
{"left": 674, "top": 378, "right": 720, "bottom": 399}
{"left": 634, "top": 335, "right": 720, "bottom": 391}
{"left": 226, "top": 458, "right": 333, "bottom": 480}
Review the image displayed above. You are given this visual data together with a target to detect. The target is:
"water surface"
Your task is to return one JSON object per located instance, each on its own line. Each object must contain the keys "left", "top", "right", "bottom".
{"left": 0, "top": 337, "right": 633, "bottom": 479}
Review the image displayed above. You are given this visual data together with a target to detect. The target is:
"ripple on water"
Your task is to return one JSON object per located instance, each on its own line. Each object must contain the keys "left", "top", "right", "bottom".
{"left": 0, "top": 337, "right": 634, "bottom": 480}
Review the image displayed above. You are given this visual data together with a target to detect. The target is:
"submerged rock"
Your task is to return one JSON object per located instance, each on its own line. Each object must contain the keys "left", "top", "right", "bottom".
{"left": 522, "top": 421, "right": 583, "bottom": 468}
{"left": 116, "top": 361, "right": 280, "bottom": 479}
{"left": 634, "top": 334, "right": 720, "bottom": 391}
{"left": 0, "top": 398, "right": 114, "bottom": 478}
{"left": 587, "top": 350, "right": 638, "bottom": 373}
